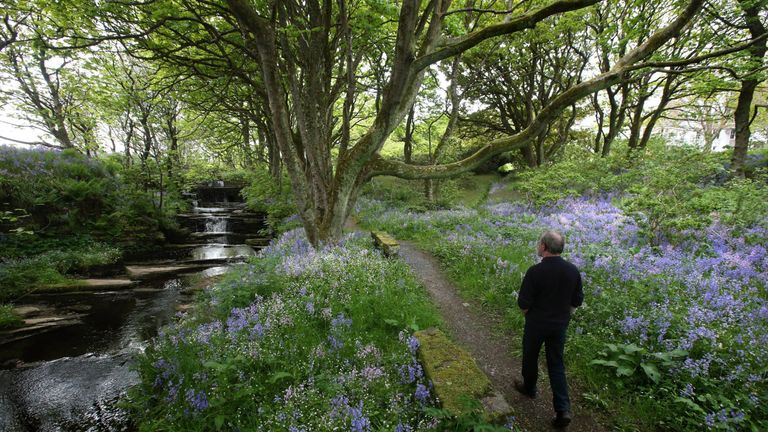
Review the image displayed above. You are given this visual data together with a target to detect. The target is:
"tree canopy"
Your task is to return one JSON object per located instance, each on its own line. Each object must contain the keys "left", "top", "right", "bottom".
{"left": 1, "top": 0, "right": 766, "bottom": 244}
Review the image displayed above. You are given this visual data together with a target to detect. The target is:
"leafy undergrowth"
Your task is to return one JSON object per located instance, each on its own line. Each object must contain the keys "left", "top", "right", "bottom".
{"left": 0, "top": 145, "right": 182, "bottom": 301}
{"left": 0, "top": 304, "right": 23, "bottom": 329}
{"left": 356, "top": 148, "right": 768, "bottom": 431}
{"left": 0, "top": 238, "right": 121, "bottom": 302}
{"left": 128, "top": 229, "right": 519, "bottom": 431}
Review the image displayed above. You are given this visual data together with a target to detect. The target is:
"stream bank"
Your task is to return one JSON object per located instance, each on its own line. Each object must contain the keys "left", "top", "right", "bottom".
{"left": 0, "top": 184, "right": 268, "bottom": 431}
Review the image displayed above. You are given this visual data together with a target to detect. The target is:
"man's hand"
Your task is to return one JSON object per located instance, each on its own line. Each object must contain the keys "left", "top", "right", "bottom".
{"left": 569, "top": 306, "right": 577, "bottom": 315}
{"left": 521, "top": 309, "right": 528, "bottom": 315}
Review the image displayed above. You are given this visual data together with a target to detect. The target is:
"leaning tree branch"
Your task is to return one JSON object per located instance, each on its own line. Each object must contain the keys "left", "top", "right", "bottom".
{"left": 627, "top": 32, "right": 768, "bottom": 73}
{"left": 443, "top": 2, "right": 530, "bottom": 17}
{"left": 413, "top": 0, "right": 601, "bottom": 71}
{"left": 367, "top": 0, "right": 705, "bottom": 180}
{"left": 649, "top": 65, "right": 741, "bottom": 80}
{"left": 749, "top": 103, "right": 767, "bottom": 127}
{"left": 0, "top": 134, "right": 58, "bottom": 148}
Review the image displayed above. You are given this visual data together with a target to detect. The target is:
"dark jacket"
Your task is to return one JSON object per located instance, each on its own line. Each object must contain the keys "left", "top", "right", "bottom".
{"left": 518, "top": 256, "right": 584, "bottom": 327}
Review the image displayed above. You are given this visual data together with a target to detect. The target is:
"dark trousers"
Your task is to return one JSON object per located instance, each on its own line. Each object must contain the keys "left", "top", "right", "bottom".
{"left": 521, "top": 320, "right": 570, "bottom": 413}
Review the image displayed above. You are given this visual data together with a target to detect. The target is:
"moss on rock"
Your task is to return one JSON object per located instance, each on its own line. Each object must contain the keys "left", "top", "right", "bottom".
{"left": 414, "top": 328, "right": 491, "bottom": 415}
{"left": 371, "top": 231, "right": 400, "bottom": 257}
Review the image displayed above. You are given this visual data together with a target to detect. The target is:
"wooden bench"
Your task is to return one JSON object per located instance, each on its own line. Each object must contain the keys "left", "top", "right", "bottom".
{"left": 414, "top": 328, "right": 513, "bottom": 422}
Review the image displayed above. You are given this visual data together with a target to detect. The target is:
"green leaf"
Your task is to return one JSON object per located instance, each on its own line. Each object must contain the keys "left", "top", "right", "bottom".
{"left": 203, "top": 361, "right": 226, "bottom": 371}
{"left": 667, "top": 349, "right": 688, "bottom": 358}
{"left": 590, "top": 359, "right": 619, "bottom": 368}
{"left": 423, "top": 407, "right": 453, "bottom": 419}
{"left": 383, "top": 318, "right": 399, "bottom": 327}
{"left": 269, "top": 371, "right": 293, "bottom": 383}
{"left": 674, "top": 397, "right": 706, "bottom": 414}
{"left": 215, "top": 415, "right": 225, "bottom": 430}
{"left": 616, "top": 365, "right": 636, "bottom": 377}
{"left": 640, "top": 363, "right": 661, "bottom": 383}
{"left": 622, "top": 343, "right": 644, "bottom": 355}
{"left": 617, "top": 354, "right": 638, "bottom": 363}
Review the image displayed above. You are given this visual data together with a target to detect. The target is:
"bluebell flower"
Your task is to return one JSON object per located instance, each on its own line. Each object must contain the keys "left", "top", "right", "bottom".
{"left": 185, "top": 389, "right": 209, "bottom": 411}
{"left": 414, "top": 383, "right": 429, "bottom": 403}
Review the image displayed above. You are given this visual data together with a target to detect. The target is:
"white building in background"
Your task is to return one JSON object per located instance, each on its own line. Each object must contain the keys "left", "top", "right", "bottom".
{"left": 658, "top": 121, "right": 767, "bottom": 152}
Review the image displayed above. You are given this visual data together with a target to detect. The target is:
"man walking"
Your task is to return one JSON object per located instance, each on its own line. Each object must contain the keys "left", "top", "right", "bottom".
{"left": 514, "top": 230, "right": 584, "bottom": 428}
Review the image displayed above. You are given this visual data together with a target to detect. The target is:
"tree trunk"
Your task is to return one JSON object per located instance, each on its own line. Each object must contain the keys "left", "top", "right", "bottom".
{"left": 732, "top": 0, "right": 767, "bottom": 176}
{"left": 602, "top": 83, "right": 629, "bottom": 157}
{"left": 424, "top": 55, "right": 463, "bottom": 202}
{"left": 732, "top": 81, "right": 758, "bottom": 176}
{"left": 592, "top": 92, "right": 605, "bottom": 154}
{"left": 164, "top": 106, "right": 179, "bottom": 187}
{"left": 638, "top": 75, "right": 676, "bottom": 149}
{"left": 241, "top": 113, "right": 253, "bottom": 168}
{"left": 703, "top": 130, "right": 716, "bottom": 152}
{"left": 424, "top": 179, "right": 434, "bottom": 202}
{"left": 403, "top": 106, "right": 415, "bottom": 164}
{"left": 627, "top": 80, "right": 652, "bottom": 152}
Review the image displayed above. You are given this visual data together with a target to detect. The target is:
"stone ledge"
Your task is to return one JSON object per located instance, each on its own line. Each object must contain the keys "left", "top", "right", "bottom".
{"left": 0, "top": 315, "right": 84, "bottom": 345}
{"left": 126, "top": 264, "right": 214, "bottom": 279}
{"left": 371, "top": 231, "right": 399, "bottom": 257}
{"left": 37, "top": 278, "right": 136, "bottom": 293}
{"left": 414, "top": 328, "right": 513, "bottom": 422}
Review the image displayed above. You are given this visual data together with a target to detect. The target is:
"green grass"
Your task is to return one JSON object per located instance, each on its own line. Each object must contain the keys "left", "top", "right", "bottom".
{"left": 363, "top": 173, "right": 503, "bottom": 211}
{"left": 0, "top": 304, "right": 23, "bottom": 329}
{"left": 452, "top": 174, "right": 498, "bottom": 207}
{"left": 487, "top": 176, "right": 524, "bottom": 203}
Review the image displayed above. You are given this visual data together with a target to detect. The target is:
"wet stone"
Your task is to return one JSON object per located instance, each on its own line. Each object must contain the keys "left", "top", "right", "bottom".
{"left": 38, "top": 279, "right": 135, "bottom": 293}
{"left": 126, "top": 264, "right": 212, "bottom": 279}
{"left": 13, "top": 306, "right": 44, "bottom": 318}
{"left": 175, "top": 304, "right": 194, "bottom": 313}
{"left": 132, "top": 288, "right": 164, "bottom": 294}
{"left": 23, "top": 315, "right": 85, "bottom": 326}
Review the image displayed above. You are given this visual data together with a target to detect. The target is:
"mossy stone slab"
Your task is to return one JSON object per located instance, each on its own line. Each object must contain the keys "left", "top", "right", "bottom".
{"left": 414, "top": 328, "right": 491, "bottom": 415}
{"left": 371, "top": 231, "right": 400, "bottom": 257}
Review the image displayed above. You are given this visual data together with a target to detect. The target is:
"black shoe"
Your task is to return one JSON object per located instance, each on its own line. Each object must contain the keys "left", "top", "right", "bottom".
{"left": 553, "top": 411, "right": 572, "bottom": 428}
{"left": 513, "top": 379, "right": 536, "bottom": 399}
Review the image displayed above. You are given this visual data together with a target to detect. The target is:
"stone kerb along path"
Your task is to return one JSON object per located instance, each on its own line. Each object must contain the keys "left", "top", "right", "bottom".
{"left": 396, "top": 239, "right": 605, "bottom": 432}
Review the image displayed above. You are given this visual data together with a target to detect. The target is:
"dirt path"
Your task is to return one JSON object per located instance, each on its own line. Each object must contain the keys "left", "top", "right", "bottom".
{"left": 397, "top": 240, "right": 606, "bottom": 432}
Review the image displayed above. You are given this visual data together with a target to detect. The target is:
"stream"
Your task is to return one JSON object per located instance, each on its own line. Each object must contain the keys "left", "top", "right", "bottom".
{"left": 0, "top": 186, "right": 266, "bottom": 431}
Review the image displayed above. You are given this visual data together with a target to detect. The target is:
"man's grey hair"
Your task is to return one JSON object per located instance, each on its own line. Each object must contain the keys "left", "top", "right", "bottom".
{"left": 540, "top": 230, "right": 565, "bottom": 254}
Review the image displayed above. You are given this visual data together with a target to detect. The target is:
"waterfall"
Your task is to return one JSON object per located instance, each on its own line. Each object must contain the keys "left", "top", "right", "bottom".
{"left": 205, "top": 217, "right": 227, "bottom": 233}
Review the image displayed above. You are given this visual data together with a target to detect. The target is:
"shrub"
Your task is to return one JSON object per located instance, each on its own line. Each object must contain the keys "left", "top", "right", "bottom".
{"left": 240, "top": 169, "right": 297, "bottom": 235}
{"left": 0, "top": 146, "right": 167, "bottom": 242}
